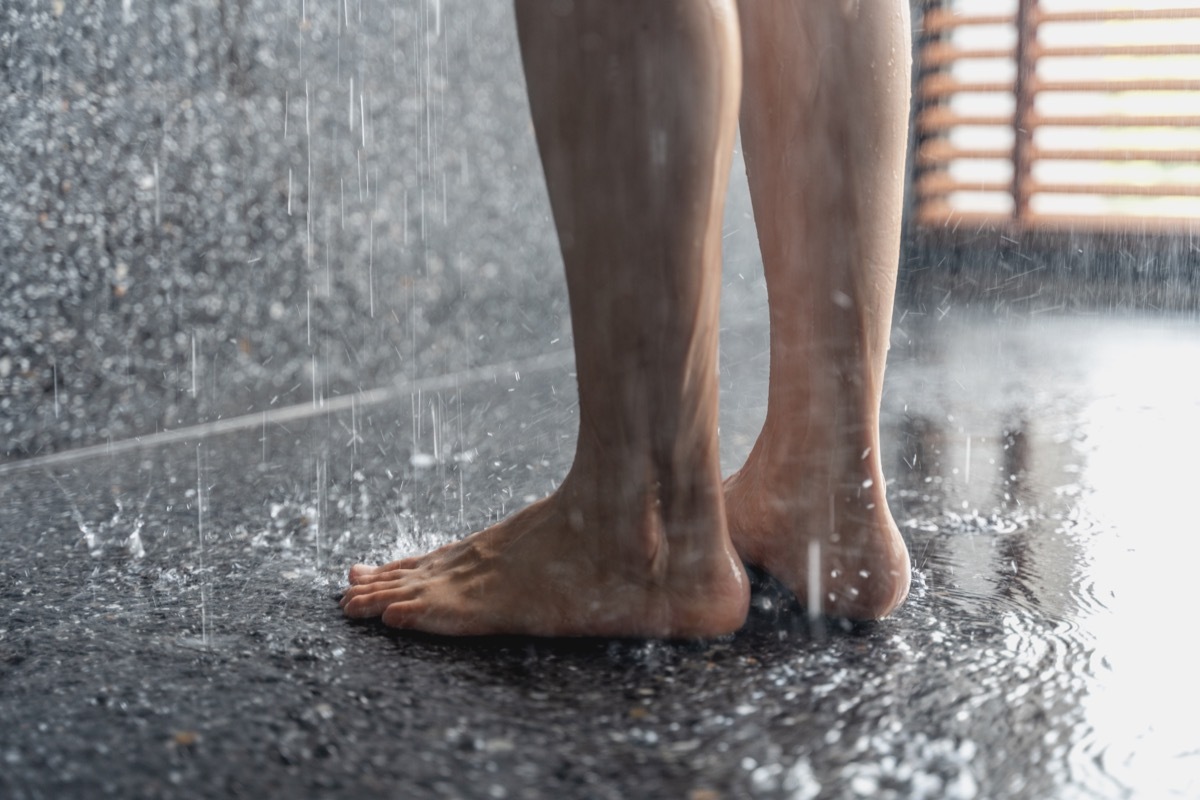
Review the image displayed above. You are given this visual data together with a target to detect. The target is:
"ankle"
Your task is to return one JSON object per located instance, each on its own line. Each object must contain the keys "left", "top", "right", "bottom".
{"left": 555, "top": 459, "right": 729, "bottom": 574}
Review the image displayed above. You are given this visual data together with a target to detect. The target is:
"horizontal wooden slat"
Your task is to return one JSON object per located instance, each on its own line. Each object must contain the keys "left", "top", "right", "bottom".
{"left": 1034, "top": 182, "right": 1200, "bottom": 197}
{"left": 921, "top": 9, "right": 1200, "bottom": 37}
{"left": 1036, "top": 7, "right": 1200, "bottom": 24}
{"left": 920, "top": 35, "right": 1200, "bottom": 65}
{"left": 922, "top": 43, "right": 1016, "bottom": 67}
{"left": 917, "top": 175, "right": 1012, "bottom": 197}
{"left": 921, "top": 76, "right": 1200, "bottom": 100}
{"left": 923, "top": 10, "right": 1014, "bottom": 34}
{"left": 1033, "top": 148, "right": 1200, "bottom": 163}
{"left": 919, "top": 75, "right": 1016, "bottom": 100}
{"left": 1037, "top": 77, "right": 1200, "bottom": 93}
{"left": 920, "top": 142, "right": 1200, "bottom": 166}
{"left": 1032, "top": 113, "right": 1200, "bottom": 127}
{"left": 919, "top": 43, "right": 1200, "bottom": 69}
{"left": 917, "top": 175, "right": 1200, "bottom": 199}
{"left": 918, "top": 143, "right": 1013, "bottom": 164}
{"left": 917, "top": 111, "right": 1200, "bottom": 134}
{"left": 917, "top": 108, "right": 1014, "bottom": 132}
{"left": 1035, "top": 42, "right": 1200, "bottom": 58}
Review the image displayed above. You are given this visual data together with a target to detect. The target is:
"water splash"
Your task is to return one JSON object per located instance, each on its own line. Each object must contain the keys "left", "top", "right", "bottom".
{"left": 126, "top": 518, "right": 145, "bottom": 560}
{"left": 196, "top": 445, "right": 209, "bottom": 649}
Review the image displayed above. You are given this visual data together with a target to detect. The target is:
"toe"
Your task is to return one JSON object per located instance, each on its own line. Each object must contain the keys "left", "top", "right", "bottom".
{"left": 350, "top": 561, "right": 420, "bottom": 585}
{"left": 340, "top": 580, "right": 421, "bottom": 618}
{"left": 352, "top": 566, "right": 415, "bottom": 586}
{"left": 349, "top": 556, "right": 425, "bottom": 583}
{"left": 380, "top": 599, "right": 427, "bottom": 630}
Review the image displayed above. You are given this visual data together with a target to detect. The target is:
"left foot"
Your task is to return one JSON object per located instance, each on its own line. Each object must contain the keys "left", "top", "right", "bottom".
{"left": 341, "top": 467, "right": 750, "bottom": 638}
{"left": 341, "top": 0, "right": 752, "bottom": 640}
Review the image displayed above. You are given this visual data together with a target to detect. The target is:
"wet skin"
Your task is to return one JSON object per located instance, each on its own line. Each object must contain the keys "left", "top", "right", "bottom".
{"left": 341, "top": 0, "right": 912, "bottom": 637}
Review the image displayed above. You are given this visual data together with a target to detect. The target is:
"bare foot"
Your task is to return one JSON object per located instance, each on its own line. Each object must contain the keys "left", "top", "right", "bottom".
{"left": 341, "top": 472, "right": 750, "bottom": 638}
{"left": 730, "top": 0, "right": 914, "bottom": 622}
{"left": 340, "top": 0, "right": 752, "bottom": 639}
{"left": 724, "top": 443, "right": 911, "bottom": 621}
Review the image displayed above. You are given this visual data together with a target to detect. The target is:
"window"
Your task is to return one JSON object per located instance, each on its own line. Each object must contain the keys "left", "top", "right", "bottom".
{"left": 913, "top": 0, "right": 1200, "bottom": 233}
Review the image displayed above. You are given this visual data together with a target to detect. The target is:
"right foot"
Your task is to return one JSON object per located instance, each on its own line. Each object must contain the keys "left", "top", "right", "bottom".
{"left": 724, "top": 443, "right": 910, "bottom": 621}
{"left": 341, "top": 470, "right": 750, "bottom": 638}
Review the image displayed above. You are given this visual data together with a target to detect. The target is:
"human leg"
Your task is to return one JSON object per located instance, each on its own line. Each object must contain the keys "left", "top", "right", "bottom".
{"left": 725, "top": 0, "right": 912, "bottom": 620}
{"left": 342, "top": 0, "right": 748, "bottom": 637}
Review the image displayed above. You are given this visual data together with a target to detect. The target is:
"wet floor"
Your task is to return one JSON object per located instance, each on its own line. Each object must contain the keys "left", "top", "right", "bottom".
{"left": 2, "top": 311, "right": 1199, "bottom": 799}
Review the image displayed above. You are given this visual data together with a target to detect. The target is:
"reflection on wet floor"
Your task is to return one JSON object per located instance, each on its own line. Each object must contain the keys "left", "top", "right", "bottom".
{"left": 2, "top": 314, "right": 1199, "bottom": 798}
{"left": 887, "top": 315, "right": 1200, "bottom": 798}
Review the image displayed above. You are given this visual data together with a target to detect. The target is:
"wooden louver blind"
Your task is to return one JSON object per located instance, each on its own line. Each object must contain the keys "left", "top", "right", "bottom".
{"left": 913, "top": 0, "right": 1200, "bottom": 233}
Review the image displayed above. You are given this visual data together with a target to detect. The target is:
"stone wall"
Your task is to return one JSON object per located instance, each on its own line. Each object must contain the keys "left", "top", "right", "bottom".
{"left": 1, "top": 1, "right": 577, "bottom": 458}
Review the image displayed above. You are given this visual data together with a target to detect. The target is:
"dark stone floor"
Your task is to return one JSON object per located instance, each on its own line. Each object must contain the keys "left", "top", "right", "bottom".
{"left": 3, "top": 311, "right": 1198, "bottom": 799}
